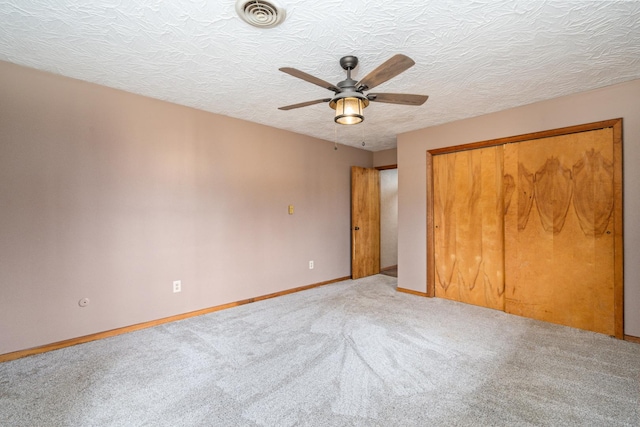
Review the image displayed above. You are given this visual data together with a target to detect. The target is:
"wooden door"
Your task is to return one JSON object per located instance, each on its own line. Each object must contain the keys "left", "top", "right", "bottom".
{"left": 432, "top": 146, "right": 505, "bottom": 310}
{"left": 503, "top": 128, "right": 618, "bottom": 335}
{"left": 351, "top": 166, "right": 380, "bottom": 279}
{"left": 427, "top": 119, "right": 622, "bottom": 338}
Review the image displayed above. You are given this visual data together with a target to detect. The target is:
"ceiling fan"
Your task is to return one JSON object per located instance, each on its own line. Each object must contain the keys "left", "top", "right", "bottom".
{"left": 278, "top": 54, "right": 428, "bottom": 125}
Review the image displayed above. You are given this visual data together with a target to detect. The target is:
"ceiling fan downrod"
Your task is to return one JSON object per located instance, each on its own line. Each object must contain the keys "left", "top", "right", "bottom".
{"left": 337, "top": 56, "right": 359, "bottom": 91}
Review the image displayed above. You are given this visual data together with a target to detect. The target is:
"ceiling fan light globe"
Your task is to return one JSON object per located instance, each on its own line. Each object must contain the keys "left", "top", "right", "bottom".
{"left": 334, "top": 97, "right": 365, "bottom": 125}
{"left": 336, "top": 114, "right": 364, "bottom": 125}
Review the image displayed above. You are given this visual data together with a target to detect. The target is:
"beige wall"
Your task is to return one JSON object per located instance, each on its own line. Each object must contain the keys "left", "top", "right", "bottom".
{"left": 0, "top": 61, "right": 372, "bottom": 355}
{"left": 373, "top": 148, "right": 397, "bottom": 167}
{"left": 397, "top": 79, "right": 640, "bottom": 337}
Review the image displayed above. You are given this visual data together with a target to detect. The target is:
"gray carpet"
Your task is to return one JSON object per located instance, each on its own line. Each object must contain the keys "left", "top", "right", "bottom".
{"left": 1, "top": 275, "right": 639, "bottom": 426}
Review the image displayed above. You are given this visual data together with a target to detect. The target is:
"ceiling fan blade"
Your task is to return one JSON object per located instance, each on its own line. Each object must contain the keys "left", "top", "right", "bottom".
{"left": 279, "top": 67, "right": 340, "bottom": 92}
{"left": 356, "top": 54, "right": 415, "bottom": 91}
{"left": 367, "top": 93, "right": 428, "bottom": 106}
{"left": 278, "top": 98, "right": 332, "bottom": 110}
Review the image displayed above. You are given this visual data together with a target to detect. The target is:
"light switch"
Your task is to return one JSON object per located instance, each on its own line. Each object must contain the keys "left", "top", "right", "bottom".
{"left": 288, "top": 205, "right": 294, "bottom": 215}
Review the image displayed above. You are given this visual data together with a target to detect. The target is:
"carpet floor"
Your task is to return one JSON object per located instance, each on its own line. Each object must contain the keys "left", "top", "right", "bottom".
{"left": 1, "top": 275, "right": 639, "bottom": 426}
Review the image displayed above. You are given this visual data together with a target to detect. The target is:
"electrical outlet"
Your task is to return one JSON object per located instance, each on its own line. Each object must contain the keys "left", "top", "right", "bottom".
{"left": 309, "top": 260, "right": 314, "bottom": 269}
{"left": 173, "top": 280, "right": 182, "bottom": 293}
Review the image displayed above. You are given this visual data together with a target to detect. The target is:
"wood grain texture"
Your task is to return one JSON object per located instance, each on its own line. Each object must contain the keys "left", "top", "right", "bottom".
{"left": 426, "top": 152, "right": 436, "bottom": 297}
{"left": 624, "top": 335, "right": 640, "bottom": 345}
{"left": 351, "top": 167, "right": 380, "bottom": 279}
{"left": 572, "top": 149, "right": 614, "bottom": 237}
{"left": 534, "top": 157, "right": 573, "bottom": 234}
{"left": 427, "top": 119, "right": 622, "bottom": 156}
{"left": 375, "top": 164, "right": 398, "bottom": 170}
{"left": 504, "top": 127, "right": 618, "bottom": 335}
{"left": 612, "top": 120, "right": 624, "bottom": 339}
{"left": 356, "top": 54, "right": 415, "bottom": 91}
{"left": 397, "top": 287, "right": 429, "bottom": 297}
{"left": 516, "top": 162, "right": 535, "bottom": 230}
{"left": 0, "top": 276, "right": 350, "bottom": 363}
{"left": 433, "top": 146, "right": 505, "bottom": 310}
{"left": 427, "top": 118, "right": 623, "bottom": 338}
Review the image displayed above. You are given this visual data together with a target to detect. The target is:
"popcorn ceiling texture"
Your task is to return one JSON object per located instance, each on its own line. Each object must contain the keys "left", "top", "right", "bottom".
{"left": 0, "top": 0, "right": 639, "bottom": 151}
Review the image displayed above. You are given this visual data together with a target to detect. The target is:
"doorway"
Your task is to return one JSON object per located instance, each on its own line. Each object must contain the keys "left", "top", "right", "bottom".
{"left": 350, "top": 165, "right": 398, "bottom": 280}
{"left": 379, "top": 167, "right": 398, "bottom": 278}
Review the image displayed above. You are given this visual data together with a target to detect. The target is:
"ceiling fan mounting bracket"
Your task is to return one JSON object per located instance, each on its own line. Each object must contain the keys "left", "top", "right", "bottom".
{"left": 339, "top": 56, "right": 358, "bottom": 71}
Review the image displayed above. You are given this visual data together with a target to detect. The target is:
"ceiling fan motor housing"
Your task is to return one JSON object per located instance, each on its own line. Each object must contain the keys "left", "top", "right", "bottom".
{"left": 329, "top": 91, "right": 369, "bottom": 110}
{"left": 330, "top": 56, "right": 369, "bottom": 111}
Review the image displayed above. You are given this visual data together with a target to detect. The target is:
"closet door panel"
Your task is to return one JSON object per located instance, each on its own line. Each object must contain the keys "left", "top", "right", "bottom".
{"left": 503, "top": 128, "right": 615, "bottom": 335}
{"left": 433, "top": 146, "right": 505, "bottom": 310}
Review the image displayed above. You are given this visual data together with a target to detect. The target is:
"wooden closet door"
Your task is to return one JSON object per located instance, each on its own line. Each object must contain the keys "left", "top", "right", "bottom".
{"left": 503, "top": 128, "right": 616, "bottom": 335}
{"left": 433, "top": 146, "right": 505, "bottom": 310}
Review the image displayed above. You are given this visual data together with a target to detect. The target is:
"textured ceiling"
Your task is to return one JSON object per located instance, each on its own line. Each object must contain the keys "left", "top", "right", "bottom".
{"left": 1, "top": 1, "right": 639, "bottom": 151}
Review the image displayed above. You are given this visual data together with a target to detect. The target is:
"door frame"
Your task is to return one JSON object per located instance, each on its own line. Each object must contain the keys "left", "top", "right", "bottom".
{"left": 426, "top": 118, "right": 623, "bottom": 338}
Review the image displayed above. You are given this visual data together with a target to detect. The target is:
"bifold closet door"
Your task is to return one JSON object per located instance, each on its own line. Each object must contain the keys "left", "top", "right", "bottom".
{"left": 433, "top": 146, "right": 505, "bottom": 310}
{"left": 503, "top": 127, "right": 616, "bottom": 335}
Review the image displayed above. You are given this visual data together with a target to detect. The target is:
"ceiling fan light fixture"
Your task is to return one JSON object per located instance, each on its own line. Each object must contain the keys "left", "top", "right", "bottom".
{"left": 334, "top": 97, "right": 365, "bottom": 125}
{"left": 331, "top": 93, "right": 369, "bottom": 125}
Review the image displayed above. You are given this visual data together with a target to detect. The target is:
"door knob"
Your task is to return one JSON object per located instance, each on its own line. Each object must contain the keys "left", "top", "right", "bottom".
{"left": 354, "top": 226, "right": 360, "bottom": 230}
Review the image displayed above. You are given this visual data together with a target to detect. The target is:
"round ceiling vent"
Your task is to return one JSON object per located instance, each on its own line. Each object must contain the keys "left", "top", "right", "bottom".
{"left": 236, "top": 0, "right": 286, "bottom": 29}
